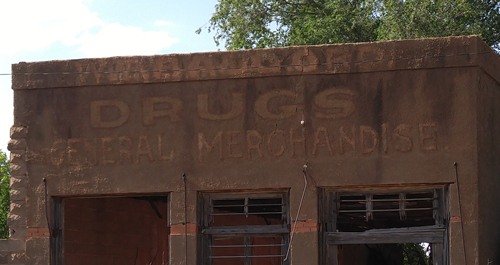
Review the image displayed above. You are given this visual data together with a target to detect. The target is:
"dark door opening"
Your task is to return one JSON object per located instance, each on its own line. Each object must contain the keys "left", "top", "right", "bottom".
{"left": 58, "top": 195, "right": 168, "bottom": 265}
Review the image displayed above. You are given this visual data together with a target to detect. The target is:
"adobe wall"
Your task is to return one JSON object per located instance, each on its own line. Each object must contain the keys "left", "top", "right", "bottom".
{"left": 1, "top": 35, "right": 499, "bottom": 265}
{"left": 477, "top": 52, "right": 500, "bottom": 265}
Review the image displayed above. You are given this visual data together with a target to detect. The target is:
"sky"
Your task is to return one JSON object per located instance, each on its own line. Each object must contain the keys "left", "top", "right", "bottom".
{"left": 0, "top": 0, "right": 221, "bottom": 153}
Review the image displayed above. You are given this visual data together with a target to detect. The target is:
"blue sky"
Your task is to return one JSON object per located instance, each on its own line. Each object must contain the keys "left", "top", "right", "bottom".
{"left": 0, "top": 0, "right": 221, "bottom": 152}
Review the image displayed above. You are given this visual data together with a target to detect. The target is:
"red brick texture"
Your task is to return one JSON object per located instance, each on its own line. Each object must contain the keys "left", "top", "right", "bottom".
{"left": 26, "top": 227, "right": 50, "bottom": 238}
{"left": 170, "top": 223, "right": 197, "bottom": 236}
{"left": 293, "top": 219, "right": 318, "bottom": 233}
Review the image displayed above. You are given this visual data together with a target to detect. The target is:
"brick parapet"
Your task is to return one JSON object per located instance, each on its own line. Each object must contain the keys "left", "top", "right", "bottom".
{"left": 11, "top": 36, "right": 499, "bottom": 90}
{"left": 3, "top": 126, "right": 29, "bottom": 264}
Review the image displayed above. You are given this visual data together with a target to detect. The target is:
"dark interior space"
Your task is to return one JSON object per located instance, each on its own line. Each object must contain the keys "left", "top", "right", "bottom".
{"left": 338, "top": 243, "right": 431, "bottom": 265}
{"left": 336, "top": 191, "right": 437, "bottom": 232}
{"left": 330, "top": 190, "right": 441, "bottom": 265}
{"left": 62, "top": 196, "right": 168, "bottom": 265}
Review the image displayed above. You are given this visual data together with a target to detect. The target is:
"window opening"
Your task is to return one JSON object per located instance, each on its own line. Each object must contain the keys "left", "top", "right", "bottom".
{"left": 201, "top": 193, "right": 289, "bottom": 265}
{"left": 336, "top": 190, "right": 438, "bottom": 232}
{"left": 322, "top": 188, "right": 448, "bottom": 265}
{"left": 337, "top": 243, "right": 434, "bottom": 265}
{"left": 56, "top": 195, "right": 169, "bottom": 265}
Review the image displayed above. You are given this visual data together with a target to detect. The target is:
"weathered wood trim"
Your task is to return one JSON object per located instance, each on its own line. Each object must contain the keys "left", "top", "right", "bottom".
{"left": 327, "top": 226, "right": 445, "bottom": 244}
{"left": 203, "top": 225, "right": 289, "bottom": 235}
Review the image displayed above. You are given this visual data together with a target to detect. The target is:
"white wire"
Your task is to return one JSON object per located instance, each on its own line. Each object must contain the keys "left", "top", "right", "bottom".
{"left": 283, "top": 165, "right": 308, "bottom": 262}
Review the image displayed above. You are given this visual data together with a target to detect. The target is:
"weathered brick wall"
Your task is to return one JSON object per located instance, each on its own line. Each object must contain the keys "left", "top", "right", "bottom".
{"left": 0, "top": 126, "right": 29, "bottom": 264}
{"left": 4, "top": 36, "right": 500, "bottom": 265}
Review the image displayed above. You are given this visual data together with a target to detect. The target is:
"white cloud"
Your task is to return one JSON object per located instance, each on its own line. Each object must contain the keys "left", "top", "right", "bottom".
{"left": 0, "top": 79, "right": 12, "bottom": 152}
{"left": 0, "top": 0, "right": 100, "bottom": 55}
{"left": 0, "top": 0, "right": 178, "bottom": 57}
{"left": 0, "top": 0, "right": 179, "bottom": 151}
{"left": 75, "top": 23, "right": 178, "bottom": 58}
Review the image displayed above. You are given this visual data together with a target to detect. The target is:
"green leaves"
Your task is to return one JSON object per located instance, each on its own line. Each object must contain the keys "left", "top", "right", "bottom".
{"left": 376, "top": 0, "right": 498, "bottom": 44}
{"left": 202, "top": 0, "right": 500, "bottom": 50}
{"left": 206, "top": 0, "right": 289, "bottom": 49}
{"left": 402, "top": 243, "right": 430, "bottom": 265}
{"left": 0, "top": 150, "right": 9, "bottom": 239}
{"left": 286, "top": 0, "right": 378, "bottom": 45}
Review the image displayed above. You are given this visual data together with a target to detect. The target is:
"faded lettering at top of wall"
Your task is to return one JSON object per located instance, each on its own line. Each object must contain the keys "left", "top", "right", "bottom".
{"left": 44, "top": 87, "right": 439, "bottom": 167}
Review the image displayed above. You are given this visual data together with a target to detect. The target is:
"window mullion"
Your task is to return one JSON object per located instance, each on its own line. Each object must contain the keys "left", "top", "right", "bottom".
{"left": 399, "top": 192, "right": 406, "bottom": 221}
{"left": 244, "top": 236, "right": 251, "bottom": 265}
{"left": 245, "top": 197, "right": 249, "bottom": 218}
{"left": 366, "top": 194, "right": 373, "bottom": 221}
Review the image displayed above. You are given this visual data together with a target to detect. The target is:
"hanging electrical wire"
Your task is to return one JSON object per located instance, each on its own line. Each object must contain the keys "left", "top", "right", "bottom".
{"left": 43, "top": 177, "right": 54, "bottom": 265}
{"left": 182, "top": 173, "right": 188, "bottom": 265}
{"left": 454, "top": 162, "right": 468, "bottom": 265}
{"left": 283, "top": 90, "right": 312, "bottom": 262}
{"left": 43, "top": 177, "right": 52, "bottom": 237}
{"left": 283, "top": 164, "right": 308, "bottom": 262}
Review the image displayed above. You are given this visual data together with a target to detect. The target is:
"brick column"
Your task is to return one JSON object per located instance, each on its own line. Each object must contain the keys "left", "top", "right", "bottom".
{"left": 169, "top": 191, "right": 197, "bottom": 265}
{"left": 0, "top": 126, "right": 30, "bottom": 264}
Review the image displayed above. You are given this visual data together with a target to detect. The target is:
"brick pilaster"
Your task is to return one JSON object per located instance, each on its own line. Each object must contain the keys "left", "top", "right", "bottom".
{"left": 0, "top": 126, "right": 30, "bottom": 265}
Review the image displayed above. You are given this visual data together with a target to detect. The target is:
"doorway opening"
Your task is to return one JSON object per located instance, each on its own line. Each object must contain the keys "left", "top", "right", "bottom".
{"left": 56, "top": 195, "right": 169, "bottom": 265}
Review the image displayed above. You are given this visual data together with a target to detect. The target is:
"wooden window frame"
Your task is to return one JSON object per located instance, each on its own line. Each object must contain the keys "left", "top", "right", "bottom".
{"left": 199, "top": 191, "right": 290, "bottom": 265}
{"left": 320, "top": 187, "right": 449, "bottom": 265}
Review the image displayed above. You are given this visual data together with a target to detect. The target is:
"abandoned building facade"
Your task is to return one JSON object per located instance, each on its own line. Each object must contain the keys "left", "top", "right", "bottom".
{"left": 0, "top": 36, "right": 499, "bottom": 265}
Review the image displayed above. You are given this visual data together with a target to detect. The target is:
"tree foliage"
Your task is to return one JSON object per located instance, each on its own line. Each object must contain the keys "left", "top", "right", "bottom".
{"left": 201, "top": 0, "right": 500, "bottom": 50}
{"left": 0, "top": 150, "right": 9, "bottom": 239}
{"left": 402, "top": 243, "right": 430, "bottom": 265}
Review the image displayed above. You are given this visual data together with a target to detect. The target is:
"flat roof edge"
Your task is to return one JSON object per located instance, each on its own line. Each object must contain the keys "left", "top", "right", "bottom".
{"left": 11, "top": 35, "right": 500, "bottom": 90}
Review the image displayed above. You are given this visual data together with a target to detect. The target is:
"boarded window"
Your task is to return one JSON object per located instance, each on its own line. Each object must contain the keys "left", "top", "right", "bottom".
{"left": 200, "top": 193, "right": 289, "bottom": 265}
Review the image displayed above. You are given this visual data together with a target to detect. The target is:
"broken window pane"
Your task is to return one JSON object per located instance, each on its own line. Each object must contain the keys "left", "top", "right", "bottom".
{"left": 323, "top": 188, "right": 447, "bottom": 265}
{"left": 336, "top": 191, "right": 438, "bottom": 232}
